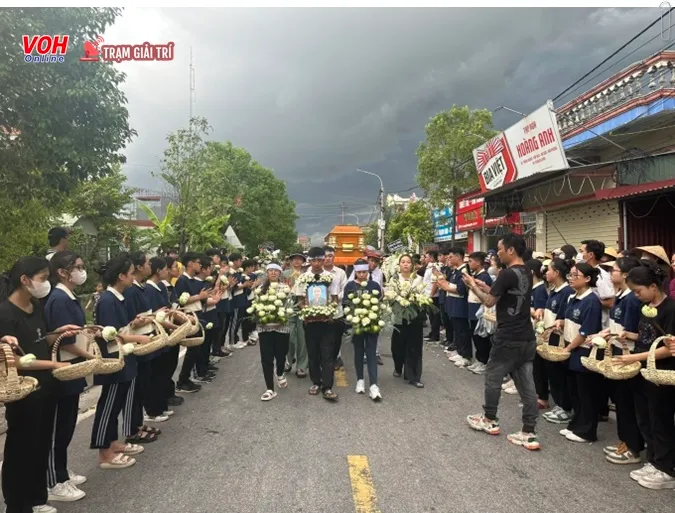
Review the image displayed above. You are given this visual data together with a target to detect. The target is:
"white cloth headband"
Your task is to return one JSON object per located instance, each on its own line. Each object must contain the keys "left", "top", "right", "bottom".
{"left": 354, "top": 264, "right": 369, "bottom": 272}
{"left": 266, "top": 263, "right": 283, "bottom": 272}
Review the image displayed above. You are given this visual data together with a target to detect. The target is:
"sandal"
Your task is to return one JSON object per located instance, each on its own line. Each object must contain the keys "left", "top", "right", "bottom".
{"left": 296, "top": 369, "right": 307, "bottom": 379}
{"left": 393, "top": 372, "right": 402, "bottom": 378}
{"left": 308, "top": 385, "right": 320, "bottom": 395}
{"left": 100, "top": 453, "right": 136, "bottom": 469}
{"left": 261, "top": 390, "right": 277, "bottom": 401}
{"left": 284, "top": 361, "right": 292, "bottom": 373}
{"left": 118, "top": 443, "right": 144, "bottom": 455}
{"left": 322, "top": 389, "right": 338, "bottom": 401}
{"left": 141, "top": 425, "right": 162, "bottom": 435}
{"left": 126, "top": 431, "right": 157, "bottom": 444}
{"left": 247, "top": 339, "right": 257, "bottom": 346}
{"left": 277, "top": 374, "right": 288, "bottom": 389}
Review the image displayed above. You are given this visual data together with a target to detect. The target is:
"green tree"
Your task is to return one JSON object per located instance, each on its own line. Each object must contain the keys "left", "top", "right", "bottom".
{"left": 386, "top": 200, "right": 434, "bottom": 249}
{"left": 136, "top": 203, "right": 178, "bottom": 253}
{"left": 416, "top": 105, "right": 496, "bottom": 242}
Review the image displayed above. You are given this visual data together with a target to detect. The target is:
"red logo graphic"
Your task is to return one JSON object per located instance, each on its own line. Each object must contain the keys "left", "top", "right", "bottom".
{"left": 79, "top": 36, "right": 104, "bottom": 62}
{"left": 475, "top": 135, "right": 517, "bottom": 192}
{"left": 22, "top": 34, "right": 70, "bottom": 63}
{"left": 78, "top": 35, "right": 175, "bottom": 63}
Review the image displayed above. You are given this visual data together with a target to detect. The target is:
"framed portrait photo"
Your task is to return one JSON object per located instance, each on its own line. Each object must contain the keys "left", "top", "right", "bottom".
{"left": 306, "top": 283, "right": 328, "bottom": 307}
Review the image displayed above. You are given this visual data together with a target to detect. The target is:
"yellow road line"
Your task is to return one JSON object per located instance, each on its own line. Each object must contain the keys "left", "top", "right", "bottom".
{"left": 335, "top": 367, "right": 349, "bottom": 387}
{"left": 347, "top": 455, "right": 382, "bottom": 513}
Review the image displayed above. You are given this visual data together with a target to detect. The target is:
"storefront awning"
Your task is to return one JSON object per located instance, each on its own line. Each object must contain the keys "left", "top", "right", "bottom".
{"left": 595, "top": 178, "right": 675, "bottom": 201}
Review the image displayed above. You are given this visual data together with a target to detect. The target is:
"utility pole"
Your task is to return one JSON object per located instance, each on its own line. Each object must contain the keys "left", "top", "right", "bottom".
{"left": 189, "top": 47, "right": 196, "bottom": 125}
{"left": 340, "top": 202, "right": 346, "bottom": 224}
{"left": 356, "top": 169, "right": 385, "bottom": 253}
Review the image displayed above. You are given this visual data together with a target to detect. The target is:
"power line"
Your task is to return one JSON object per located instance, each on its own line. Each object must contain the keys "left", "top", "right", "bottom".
{"left": 553, "top": 8, "right": 673, "bottom": 103}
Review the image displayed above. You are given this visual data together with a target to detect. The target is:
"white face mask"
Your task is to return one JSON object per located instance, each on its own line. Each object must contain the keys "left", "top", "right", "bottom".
{"left": 70, "top": 269, "right": 87, "bottom": 286}
{"left": 28, "top": 279, "right": 51, "bottom": 299}
{"left": 575, "top": 253, "right": 584, "bottom": 263}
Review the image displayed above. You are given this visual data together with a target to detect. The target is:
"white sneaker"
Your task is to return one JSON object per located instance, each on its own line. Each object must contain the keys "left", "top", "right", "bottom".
{"left": 144, "top": 414, "right": 169, "bottom": 422}
{"left": 466, "top": 361, "right": 479, "bottom": 371}
{"left": 631, "top": 463, "right": 656, "bottom": 481}
{"left": 33, "top": 506, "right": 57, "bottom": 513}
{"left": 249, "top": 331, "right": 259, "bottom": 341}
{"left": 638, "top": 469, "right": 675, "bottom": 489}
{"left": 448, "top": 353, "right": 463, "bottom": 363}
{"left": 501, "top": 379, "right": 514, "bottom": 390}
{"left": 471, "top": 362, "right": 487, "bottom": 375}
{"left": 565, "top": 432, "right": 590, "bottom": 443}
{"left": 559, "top": 428, "right": 572, "bottom": 437}
{"left": 503, "top": 383, "right": 518, "bottom": 395}
{"left": 369, "top": 384, "right": 382, "bottom": 401}
{"left": 163, "top": 410, "right": 175, "bottom": 417}
{"left": 48, "top": 481, "right": 85, "bottom": 502}
{"left": 67, "top": 469, "right": 86, "bottom": 486}
{"left": 226, "top": 344, "right": 235, "bottom": 351}
{"left": 355, "top": 379, "right": 366, "bottom": 394}
{"left": 234, "top": 341, "right": 248, "bottom": 349}
{"left": 455, "top": 358, "right": 470, "bottom": 368}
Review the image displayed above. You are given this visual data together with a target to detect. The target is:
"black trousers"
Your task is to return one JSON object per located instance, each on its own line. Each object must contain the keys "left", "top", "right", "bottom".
{"left": 634, "top": 374, "right": 675, "bottom": 475}
{"left": 178, "top": 346, "right": 200, "bottom": 385}
{"left": 47, "top": 393, "right": 80, "bottom": 488}
{"left": 392, "top": 319, "right": 424, "bottom": 382}
{"left": 220, "top": 312, "right": 233, "bottom": 347}
{"left": 533, "top": 353, "right": 550, "bottom": 401}
{"left": 545, "top": 352, "right": 572, "bottom": 412}
{"left": 123, "top": 369, "right": 147, "bottom": 438}
{"left": 304, "top": 321, "right": 335, "bottom": 390}
{"left": 4, "top": 392, "right": 56, "bottom": 513}
{"left": 452, "top": 317, "right": 472, "bottom": 359}
{"left": 259, "top": 330, "right": 290, "bottom": 390}
{"left": 331, "top": 320, "right": 346, "bottom": 361}
{"left": 197, "top": 326, "right": 218, "bottom": 376}
{"left": 614, "top": 375, "right": 644, "bottom": 454}
{"left": 567, "top": 370, "right": 603, "bottom": 441}
{"left": 470, "top": 319, "right": 491, "bottom": 364}
{"left": 232, "top": 307, "right": 253, "bottom": 343}
{"left": 90, "top": 381, "right": 131, "bottom": 449}
{"left": 165, "top": 345, "right": 179, "bottom": 398}
{"left": 427, "top": 297, "right": 441, "bottom": 341}
{"left": 145, "top": 350, "right": 172, "bottom": 416}
{"left": 440, "top": 307, "right": 453, "bottom": 345}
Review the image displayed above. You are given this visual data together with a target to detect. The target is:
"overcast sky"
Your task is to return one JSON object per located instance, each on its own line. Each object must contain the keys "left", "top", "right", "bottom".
{"left": 105, "top": 7, "right": 664, "bottom": 236}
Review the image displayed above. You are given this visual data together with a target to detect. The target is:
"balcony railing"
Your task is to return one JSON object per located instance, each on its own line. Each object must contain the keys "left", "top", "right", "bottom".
{"left": 557, "top": 53, "right": 675, "bottom": 137}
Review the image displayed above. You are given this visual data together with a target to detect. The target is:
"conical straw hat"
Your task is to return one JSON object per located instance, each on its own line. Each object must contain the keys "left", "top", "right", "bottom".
{"left": 636, "top": 245, "right": 670, "bottom": 265}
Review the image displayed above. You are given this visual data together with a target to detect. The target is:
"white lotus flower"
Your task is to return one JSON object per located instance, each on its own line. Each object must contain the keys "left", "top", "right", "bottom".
{"left": 260, "top": 295, "right": 269, "bottom": 301}
{"left": 102, "top": 326, "right": 118, "bottom": 342}
{"left": 179, "top": 292, "right": 190, "bottom": 306}
{"left": 353, "top": 298, "right": 361, "bottom": 305}
{"left": 205, "top": 276, "right": 214, "bottom": 283}
{"left": 372, "top": 290, "right": 380, "bottom": 296}
{"left": 368, "top": 312, "right": 377, "bottom": 320}
{"left": 19, "top": 353, "right": 36, "bottom": 367}
{"left": 362, "top": 318, "right": 371, "bottom": 326}
{"left": 400, "top": 299, "right": 410, "bottom": 307}
{"left": 155, "top": 311, "right": 167, "bottom": 323}
{"left": 268, "top": 295, "right": 278, "bottom": 301}
{"left": 360, "top": 281, "right": 368, "bottom": 287}
{"left": 591, "top": 336, "right": 607, "bottom": 349}
{"left": 362, "top": 293, "right": 371, "bottom": 300}
{"left": 371, "top": 298, "right": 379, "bottom": 305}
{"left": 277, "top": 292, "right": 287, "bottom": 299}
{"left": 206, "top": 322, "right": 214, "bottom": 330}
{"left": 362, "top": 299, "right": 371, "bottom": 307}
{"left": 286, "top": 308, "right": 294, "bottom": 315}
{"left": 378, "top": 320, "right": 385, "bottom": 327}
{"left": 246, "top": 307, "right": 254, "bottom": 314}
{"left": 220, "top": 275, "right": 229, "bottom": 285}
{"left": 122, "top": 343, "right": 135, "bottom": 355}
{"left": 274, "top": 300, "right": 283, "bottom": 306}
{"left": 346, "top": 315, "right": 353, "bottom": 322}
{"left": 344, "top": 306, "right": 351, "bottom": 314}
{"left": 270, "top": 282, "right": 279, "bottom": 290}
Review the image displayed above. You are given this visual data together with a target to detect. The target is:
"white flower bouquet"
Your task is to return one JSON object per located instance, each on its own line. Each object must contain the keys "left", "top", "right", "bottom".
{"left": 299, "top": 304, "right": 337, "bottom": 322}
{"left": 384, "top": 277, "right": 435, "bottom": 323}
{"left": 247, "top": 281, "right": 296, "bottom": 325}
{"left": 344, "top": 282, "right": 391, "bottom": 335}
{"left": 295, "top": 272, "right": 333, "bottom": 294}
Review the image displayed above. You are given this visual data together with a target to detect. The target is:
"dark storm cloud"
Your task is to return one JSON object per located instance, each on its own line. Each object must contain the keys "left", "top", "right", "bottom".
{"left": 110, "top": 7, "right": 663, "bottom": 233}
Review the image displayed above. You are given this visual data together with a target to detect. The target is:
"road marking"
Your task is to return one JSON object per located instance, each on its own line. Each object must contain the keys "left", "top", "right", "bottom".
{"left": 347, "top": 455, "right": 381, "bottom": 513}
{"left": 335, "top": 367, "right": 348, "bottom": 387}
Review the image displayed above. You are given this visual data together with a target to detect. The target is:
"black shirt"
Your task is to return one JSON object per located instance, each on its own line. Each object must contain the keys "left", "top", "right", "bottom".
{"left": 0, "top": 299, "right": 55, "bottom": 395}
{"left": 635, "top": 296, "right": 675, "bottom": 370}
{"left": 490, "top": 264, "right": 534, "bottom": 345}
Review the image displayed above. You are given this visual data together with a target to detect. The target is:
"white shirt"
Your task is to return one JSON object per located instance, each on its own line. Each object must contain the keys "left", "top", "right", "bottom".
{"left": 423, "top": 266, "right": 438, "bottom": 297}
{"left": 324, "top": 266, "right": 348, "bottom": 318}
{"left": 592, "top": 265, "right": 614, "bottom": 329}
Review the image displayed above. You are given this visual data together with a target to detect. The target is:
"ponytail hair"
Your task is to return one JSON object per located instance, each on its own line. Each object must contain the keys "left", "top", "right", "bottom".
{"left": 627, "top": 258, "right": 666, "bottom": 287}
{"left": 0, "top": 256, "right": 50, "bottom": 302}
{"left": 573, "top": 262, "right": 599, "bottom": 287}
{"left": 549, "top": 257, "right": 571, "bottom": 280}
{"left": 149, "top": 257, "right": 167, "bottom": 277}
{"left": 96, "top": 252, "right": 133, "bottom": 287}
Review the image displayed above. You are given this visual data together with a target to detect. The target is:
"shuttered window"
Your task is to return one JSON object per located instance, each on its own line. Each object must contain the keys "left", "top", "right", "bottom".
{"left": 545, "top": 201, "right": 620, "bottom": 251}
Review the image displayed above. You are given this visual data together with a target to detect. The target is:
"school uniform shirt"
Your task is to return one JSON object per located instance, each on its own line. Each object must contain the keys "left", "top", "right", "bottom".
{"left": 592, "top": 265, "right": 614, "bottom": 329}
{"left": 94, "top": 287, "right": 137, "bottom": 385}
{"left": 124, "top": 281, "right": 158, "bottom": 362}
{"left": 468, "top": 269, "right": 492, "bottom": 321}
{"left": 231, "top": 272, "right": 250, "bottom": 311}
{"left": 445, "top": 264, "right": 469, "bottom": 319}
{"left": 531, "top": 281, "right": 548, "bottom": 310}
{"left": 608, "top": 288, "right": 641, "bottom": 352}
{"left": 200, "top": 280, "right": 221, "bottom": 329}
{"left": 45, "top": 249, "right": 56, "bottom": 261}
{"left": 562, "top": 288, "right": 603, "bottom": 372}
{"left": 544, "top": 283, "right": 574, "bottom": 328}
{"left": 175, "top": 273, "right": 204, "bottom": 314}
{"left": 145, "top": 280, "right": 172, "bottom": 357}
{"left": 490, "top": 264, "right": 535, "bottom": 346}
{"left": 162, "top": 280, "right": 177, "bottom": 306}
{"left": 634, "top": 296, "right": 675, "bottom": 370}
{"left": 44, "top": 284, "right": 87, "bottom": 396}
{"left": 437, "top": 265, "right": 452, "bottom": 311}
{"left": 0, "top": 299, "right": 55, "bottom": 397}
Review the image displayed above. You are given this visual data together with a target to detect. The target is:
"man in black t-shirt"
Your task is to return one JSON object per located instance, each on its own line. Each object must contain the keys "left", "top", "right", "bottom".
{"left": 461, "top": 233, "right": 540, "bottom": 451}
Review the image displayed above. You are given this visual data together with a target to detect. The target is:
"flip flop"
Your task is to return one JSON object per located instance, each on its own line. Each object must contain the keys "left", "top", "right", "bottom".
{"left": 261, "top": 390, "right": 277, "bottom": 401}
{"left": 141, "top": 425, "right": 162, "bottom": 435}
{"left": 308, "top": 385, "right": 320, "bottom": 395}
{"left": 100, "top": 453, "right": 136, "bottom": 470}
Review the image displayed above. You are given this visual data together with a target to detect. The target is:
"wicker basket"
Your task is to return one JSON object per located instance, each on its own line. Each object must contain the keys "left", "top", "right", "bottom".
{"left": 536, "top": 330, "right": 570, "bottom": 362}
{"left": 180, "top": 320, "right": 205, "bottom": 348}
{"left": 536, "top": 327, "right": 554, "bottom": 346}
{"left": 0, "top": 344, "right": 39, "bottom": 403}
{"left": 580, "top": 343, "right": 605, "bottom": 373}
{"left": 51, "top": 329, "right": 101, "bottom": 381}
{"left": 130, "top": 318, "right": 168, "bottom": 356}
{"left": 95, "top": 337, "right": 126, "bottom": 375}
{"left": 598, "top": 338, "right": 641, "bottom": 380}
{"left": 640, "top": 335, "right": 675, "bottom": 386}
{"left": 166, "top": 311, "right": 192, "bottom": 346}
{"left": 182, "top": 313, "right": 200, "bottom": 337}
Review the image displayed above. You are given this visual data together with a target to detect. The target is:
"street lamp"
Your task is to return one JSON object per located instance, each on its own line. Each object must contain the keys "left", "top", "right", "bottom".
{"left": 345, "top": 213, "right": 360, "bottom": 225}
{"left": 356, "top": 168, "right": 385, "bottom": 253}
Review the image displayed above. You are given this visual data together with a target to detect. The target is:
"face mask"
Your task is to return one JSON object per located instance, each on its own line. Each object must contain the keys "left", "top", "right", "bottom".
{"left": 28, "top": 279, "right": 51, "bottom": 299}
{"left": 575, "top": 253, "right": 584, "bottom": 263}
{"left": 70, "top": 269, "right": 87, "bottom": 286}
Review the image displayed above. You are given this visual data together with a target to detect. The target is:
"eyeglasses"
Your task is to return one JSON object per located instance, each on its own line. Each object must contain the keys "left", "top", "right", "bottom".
{"left": 566, "top": 273, "right": 580, "bottom": 280}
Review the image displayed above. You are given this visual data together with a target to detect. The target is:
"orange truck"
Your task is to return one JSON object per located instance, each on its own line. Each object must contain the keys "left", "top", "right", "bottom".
{"left": 324, "top": 225, "right": 366, "bottom": 267}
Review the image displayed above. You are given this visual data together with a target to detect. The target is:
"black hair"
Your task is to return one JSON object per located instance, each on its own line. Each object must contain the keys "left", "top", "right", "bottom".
{"left": 525, "top": 258, "right": 544, "bottom": 280}
{"left": 129, "top": 251, "right": 147, "bottom": 270}
{"left": 412, "top": 254, "right": 421, "bottom": 265}
{"left": 560, "top": 244, "right": 577, "bottom": 260}
{"left": 96, "top": 252, "right": 133, "bottom": 287}
{"left": 440, "top": 248, "right": 451, "bottom": 256}
{"left": 181, "top": 252, "right": 201, "bottom": 266}
{"left": 199, "top": 255, "right": 212, "bottom": 270}
{"left": 49, "top": 251, "right": 82, "bottom": 286}
{"left": 354, "top": 258, "right": 368, "bottom": 267}
{"left": 615, "top": 256, "right": 641, "bottom": 275}
{"left": 205, "top": 248, "right": 222, "bottom": 258}
{"left": 323, "top": 246, "right": 335, "bottom": 253}
{"left": 425, "top": 250, "right": 438, "bottom": 261}
{"left": 627, "top": 259, "right": 666, "bottom": 287}
{"left": 229, "top": 253, "right": 243, "bottom": 262}
{"left": 149, "top": 257, "right": 167, "bottom": 276}
{"left": 48, "top": 227, "right": 70, "bottom": 247}
{"left": 500, "top": 233, "right": 527, "bottom": 257}
{"left": 573, "top": 262, "right": 599, "bottom": 287}
{"left": 242, "top": 259, "right": 256, "bottom": 270}
{"left": 581, "top": 239, "right": 605, "bottom": 261}
{"left": 0, "top": 256, "right": 50, "bottom": 302}
{"left": 469, "top": 251, "right": 486, "bottom": 263}
{"left": 622, "top": 248, "right": 643, "bottom": 259}
{"left": 449, "top": 246, "right": 465, "bottom": 258}
{"left": 522, "top": 248, "right": 533, "bottom": 262}
{"left": 549, "top": 257, "right": 572, "bottom": 280}
{"left": 165, "top": 256, "right": 177, "bottom": 269}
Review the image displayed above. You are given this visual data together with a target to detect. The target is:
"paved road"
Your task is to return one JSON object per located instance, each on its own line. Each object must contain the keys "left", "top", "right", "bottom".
{"left": 10, "top": 341, "right": 673, "bottom": 513}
